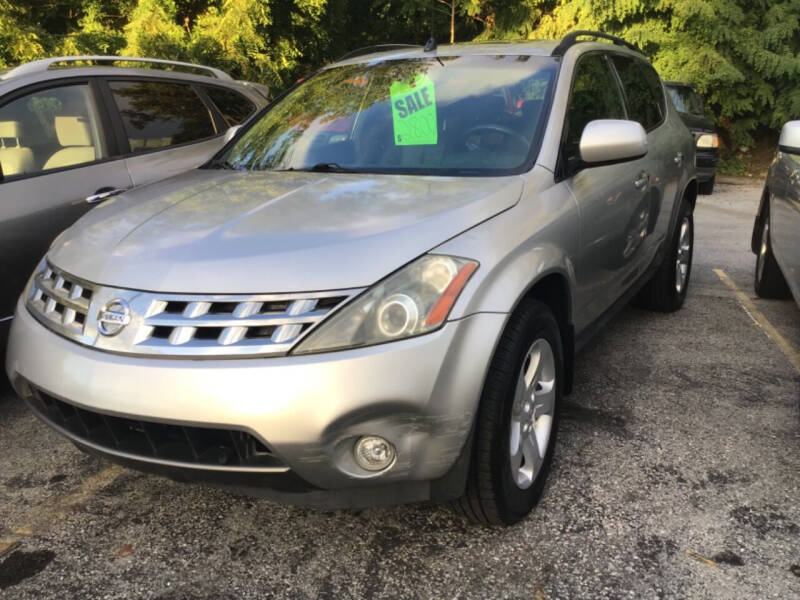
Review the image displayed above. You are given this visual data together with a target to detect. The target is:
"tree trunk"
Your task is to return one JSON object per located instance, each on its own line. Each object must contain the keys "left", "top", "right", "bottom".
{"left": 450, "top": 1, "right": 455, "bottom": 44}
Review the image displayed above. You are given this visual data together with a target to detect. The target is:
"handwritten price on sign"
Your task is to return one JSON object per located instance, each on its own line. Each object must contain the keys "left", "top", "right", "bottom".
{"left": 390, "top": 75, "right": 438, "bottom": 146}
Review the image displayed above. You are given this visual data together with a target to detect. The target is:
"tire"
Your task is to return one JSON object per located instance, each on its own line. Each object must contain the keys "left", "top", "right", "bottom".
{"left": 698, "top": 176, "right": 715, "bottom": 195}
{"left": 636, "top": 196, "right": 694, "bottom": 312}
{"left": 754, "top": 207, "right": 791, "bottom": 299}
{"left": 453, "top": 299, "right": 563, "bottom": 526}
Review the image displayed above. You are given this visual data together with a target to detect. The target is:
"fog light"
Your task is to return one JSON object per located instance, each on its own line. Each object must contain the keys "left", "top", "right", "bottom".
{"left": 354, "top": 436, "right": 396, "bottom": 471}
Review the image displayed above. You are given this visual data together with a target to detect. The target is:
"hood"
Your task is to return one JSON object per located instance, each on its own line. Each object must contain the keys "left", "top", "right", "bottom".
{"left": 49, "top": 169, "right": 523, "bottom": 293}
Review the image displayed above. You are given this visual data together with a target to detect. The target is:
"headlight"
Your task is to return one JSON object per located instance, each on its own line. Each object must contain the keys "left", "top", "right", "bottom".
{"left": 696, "top": 133, "right": 719, "bottom": 149}
{"left": 292, "top": 254, "right": 478, "bottom": 354}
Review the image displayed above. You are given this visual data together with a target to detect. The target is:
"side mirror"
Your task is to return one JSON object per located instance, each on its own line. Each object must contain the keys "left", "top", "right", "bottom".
{"left": 778, "top": 121, "right": 800, "bottom": 154}
{"left": 579, "top": 119, "right": 648, "bottom": 166}
{"left": 224, "top": 125, "right": 241, "bottom": 144}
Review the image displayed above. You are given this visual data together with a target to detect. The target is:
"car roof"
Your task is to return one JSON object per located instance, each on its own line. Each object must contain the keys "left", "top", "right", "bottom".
{"left": 331, "top": 39, "right": 644, "bottom": 68}
{"left": 0, "top": 56, "right": 264, "bottom": 96}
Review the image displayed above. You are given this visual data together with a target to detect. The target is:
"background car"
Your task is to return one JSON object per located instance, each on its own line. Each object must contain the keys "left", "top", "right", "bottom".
{"left": 665, "top": 81, "right": 718, "bottom": 195}
{"left": 6, "top": 32, "right": 697, "bottom": 525}
{"left": 0, "top": 55, "right": 269, "bottom": 365}
{"left": 752, "top": 120, "right": 800, "bottom": 307}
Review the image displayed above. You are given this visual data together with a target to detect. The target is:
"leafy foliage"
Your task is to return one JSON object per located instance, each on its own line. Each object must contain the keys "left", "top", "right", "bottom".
{"left": 0, "top": 0, "right": 797, "bottom": 146}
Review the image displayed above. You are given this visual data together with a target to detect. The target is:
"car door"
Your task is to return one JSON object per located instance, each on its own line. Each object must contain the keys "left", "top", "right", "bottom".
{"left": 102, "top": 78, "right": 228, "bottom": 187}
{"left": 609, "top": 55, "right": 681, "bottom": 269}
{"left": 562, "top": 53, "right": 651, "bottom": 327}
{"left": 0, "top": 80, "right": 132, "bottom": 321}
{"left": 770, "top": 148, "right": 800, "bottom": 299}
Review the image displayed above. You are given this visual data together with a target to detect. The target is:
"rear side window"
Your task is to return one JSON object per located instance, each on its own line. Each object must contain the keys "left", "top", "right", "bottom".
{"left": 611, "top": 56, "right": 665, "bottom": 131}
{"left": 563, "top": 54, "right": 626, "bottom": 161}
{"left": 0, "top": 84, "right": 106, "bottom": 178}
{"left": 109, "top": 81, "right": 216, "bottom": 152}
{"left": 205, "top": 87, "right": 256, "bottom": 127}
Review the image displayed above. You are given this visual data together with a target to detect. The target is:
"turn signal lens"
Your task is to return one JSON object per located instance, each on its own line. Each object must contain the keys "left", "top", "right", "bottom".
{"left": 426, "top": 262, "right": 478, "bottom": 326}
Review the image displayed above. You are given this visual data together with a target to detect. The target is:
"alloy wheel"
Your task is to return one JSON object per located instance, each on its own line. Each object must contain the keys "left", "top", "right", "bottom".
{"left": 509, "top": 338, "right": 556, "bottom": 490}
{"left": 675, "top": 216, "right": 692, "bottom": 293}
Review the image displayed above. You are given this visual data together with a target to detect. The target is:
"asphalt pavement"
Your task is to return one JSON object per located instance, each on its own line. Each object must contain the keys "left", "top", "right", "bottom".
{"left": 1, "top": 181, "right": 798, "bottom": 599}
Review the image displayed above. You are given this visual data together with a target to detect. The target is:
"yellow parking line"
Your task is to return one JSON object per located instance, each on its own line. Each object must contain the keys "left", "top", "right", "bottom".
{"left": 0, "top": 465, "right": 122, "bottom": 557}
{"left": 714, "top": 268, "right": 800, "bottom": 374}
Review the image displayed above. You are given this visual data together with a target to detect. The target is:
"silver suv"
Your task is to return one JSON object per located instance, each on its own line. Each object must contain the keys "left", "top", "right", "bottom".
{"left": 6, "top": 33, "right": 697, "bottom": 525}
{"left": 0, "top": 56, "right": 268, "bottom": 339}
{"left": 752, "top": 120, "right": 800, "bottom": 307}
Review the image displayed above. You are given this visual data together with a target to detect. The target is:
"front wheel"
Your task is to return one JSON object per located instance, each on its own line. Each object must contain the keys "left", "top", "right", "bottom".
{"left": 453, "top": 299, "right": 562, "bottom": 526}
{"left": 754, "top": 209, "right": 790, "bottom": 298}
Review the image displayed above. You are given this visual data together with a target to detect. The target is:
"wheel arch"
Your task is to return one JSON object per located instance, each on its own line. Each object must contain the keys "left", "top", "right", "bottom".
{"left": 751, "top": 186, "right": 770, "bottom": 254}
{"left": 507, "top": 270, "right": 575, "bottom": 396}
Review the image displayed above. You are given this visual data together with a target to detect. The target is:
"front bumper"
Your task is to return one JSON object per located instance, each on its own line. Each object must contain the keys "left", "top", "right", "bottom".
{"left": 6, "top": 297, "right": 505, "bottom": 506}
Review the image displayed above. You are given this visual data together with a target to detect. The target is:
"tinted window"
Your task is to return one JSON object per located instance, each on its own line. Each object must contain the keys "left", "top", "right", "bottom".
{"left": 215, "top": 55, "right": 558, "bottom": 176}
{"left": 109, "top": 81, "right": 216, "bottom": 152}
{"left": 563, "top": 54, "right": 626, "bottom": 162}
{"left": 205, "top": 87, "right": 256, "bottom": 127}
{"left": 611, "top": 56, "right": 665, "bottom": 131}
{"left": 666, "top": 85, "right": 704, "bottom": 116}
{"left": 0, "top": 84, "right": 106, "bottom": 178}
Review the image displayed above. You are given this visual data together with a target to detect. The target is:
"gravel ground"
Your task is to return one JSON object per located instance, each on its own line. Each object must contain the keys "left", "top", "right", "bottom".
{"left": 1, "top": 181, "right": 798, "bottom": 599}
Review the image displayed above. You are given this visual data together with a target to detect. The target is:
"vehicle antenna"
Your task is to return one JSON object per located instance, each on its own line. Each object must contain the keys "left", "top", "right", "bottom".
{"left": 424, "top": 3, "right": 437, "bottom": 52}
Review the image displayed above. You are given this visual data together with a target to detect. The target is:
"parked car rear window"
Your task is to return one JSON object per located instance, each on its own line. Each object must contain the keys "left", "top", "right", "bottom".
{"left": 109, "top": 81, "right": 216, "bottom": 152}
{"left": 205, "top": 87, "right": 256, "bottom": 127}
{"left": 216, "top": 55, "right": 558, "bottom": 176}
{"left": 666, "top": 85, "right": 704, "bottom": 116}
{"left": 610, "top": 56, "right": 665, "bottom": 131}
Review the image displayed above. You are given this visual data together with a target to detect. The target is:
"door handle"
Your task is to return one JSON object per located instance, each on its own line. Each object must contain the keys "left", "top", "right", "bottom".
{"left": 674, "top": 152, "right": 683, "bottom": 166}
{"left": 86, "top": 187, "right": 127, "bottom": 204}
{"left": 790, "top": 170, "right": 800, "bottom": 183}
{"left": 634, "top": 173, "right": 650, "bottom": 190}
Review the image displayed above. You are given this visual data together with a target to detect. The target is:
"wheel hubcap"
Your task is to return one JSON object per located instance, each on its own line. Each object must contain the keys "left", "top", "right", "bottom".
{"left": 509, "top": 338, "right": 556, "bottom": 490}
{"left": 757, "top": 218, "right": 769, "bottom": 282}
{"left": 675, "top": 216, "right": 692, "bottom": 294}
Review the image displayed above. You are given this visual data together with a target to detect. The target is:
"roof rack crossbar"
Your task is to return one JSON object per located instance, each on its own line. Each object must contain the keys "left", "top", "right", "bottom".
{"left": 551, "top": 31, "right": 638, "bottom": 57}
{"left": 337, "top": 44, "right": 422, "bottom": 62}
{"left": 3, "top": 56, "right": 232, "bottom": 80}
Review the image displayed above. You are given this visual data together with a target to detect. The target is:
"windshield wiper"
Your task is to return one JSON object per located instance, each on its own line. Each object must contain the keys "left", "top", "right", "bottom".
{"left": 206, "top": 159, "right": 239, "bottom": 170}
{"left": 307, "top": 162, "right": 356, "bottom": 173}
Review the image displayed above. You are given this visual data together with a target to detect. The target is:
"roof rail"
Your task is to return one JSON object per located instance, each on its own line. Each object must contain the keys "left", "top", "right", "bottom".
{"left": 337, "top": 44, "right": 422, "bottom": 62}
{"left": 3, "top": 56, "right": 232, "bottom": 80}
{"left": 551, "top": 31, "right": 639, "bottom": 57}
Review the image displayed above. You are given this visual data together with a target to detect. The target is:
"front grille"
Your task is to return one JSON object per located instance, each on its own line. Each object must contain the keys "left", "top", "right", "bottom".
{"left": 28, "top": 263, "right": 94, "bottom": 337}
{"left": 29, "top": 390, "right": 285, "bottom": 470}
{"left": 26, "top": 261, "right": 362, "bottom": 357}
{"left": 133, "top": 294, "right": 347, "bottom": 354}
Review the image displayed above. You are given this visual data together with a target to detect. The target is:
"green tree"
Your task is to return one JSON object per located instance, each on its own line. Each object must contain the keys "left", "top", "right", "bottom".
{"left": 523, "top": 0, "right": 800, "bottom": 147}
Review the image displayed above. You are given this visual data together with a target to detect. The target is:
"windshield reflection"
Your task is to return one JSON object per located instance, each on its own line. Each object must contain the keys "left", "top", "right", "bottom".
{"left": 221, "top": 55, "right": 558, "bottom": 176}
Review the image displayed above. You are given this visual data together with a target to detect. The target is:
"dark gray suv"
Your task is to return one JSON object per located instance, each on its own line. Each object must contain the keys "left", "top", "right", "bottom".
{"left": 0, "top": 56, "right": 268, "bottom": 351}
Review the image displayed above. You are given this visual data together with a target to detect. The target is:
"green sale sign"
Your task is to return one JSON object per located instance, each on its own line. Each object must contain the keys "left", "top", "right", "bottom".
{"left": 390, "top": 75, "right": 438, "bottom": 146}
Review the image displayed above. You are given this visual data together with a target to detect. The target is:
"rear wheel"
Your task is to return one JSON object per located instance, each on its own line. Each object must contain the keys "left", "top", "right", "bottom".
{"left": 754, "top": 209, "right": 790, "bottom": 298}
{"left": 453, "top": 299, "right": 562, "bottom": 526}
{"left": 636, "top": 197, "right": 694, "bottom": 312}
{"left": 698, "top": 176, "right": 715, "bottom": 195}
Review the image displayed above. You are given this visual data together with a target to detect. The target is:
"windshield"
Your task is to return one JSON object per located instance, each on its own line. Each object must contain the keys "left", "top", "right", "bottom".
{"left": 217, "top": 55, "right": 558, "bottom": 176}
{"left": 666, "top": 85, "right": 704, "bottom": 116}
